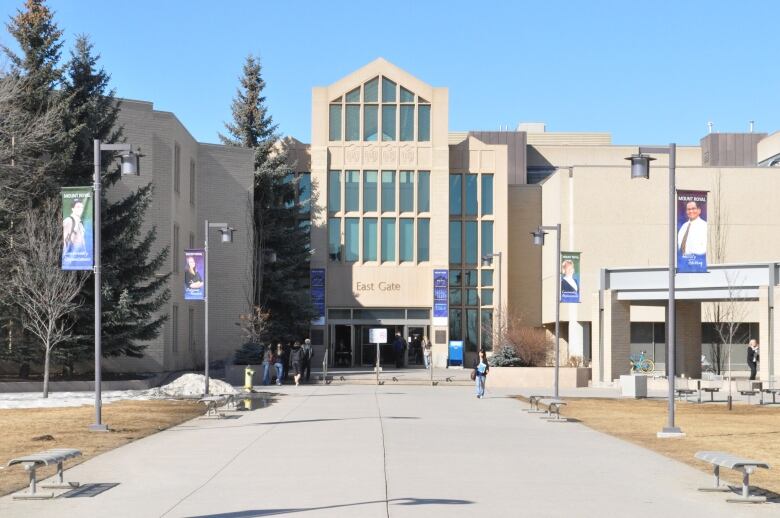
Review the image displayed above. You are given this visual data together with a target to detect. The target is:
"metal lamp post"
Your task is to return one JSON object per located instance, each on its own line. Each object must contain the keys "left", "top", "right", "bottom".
{"left": 203, "top": 220, "right": 234, "bottom": 396}
{"left": 481, "top": 252, "right": 503, "bottom": 350}
{"left": 90, "top": 140, "right": 138, "bottom": 432}
{"left": 625, "top": 144, "right": 684, "bottom": 437}
{"left": 531, "top": 224, "right": 561, "bottom": 399}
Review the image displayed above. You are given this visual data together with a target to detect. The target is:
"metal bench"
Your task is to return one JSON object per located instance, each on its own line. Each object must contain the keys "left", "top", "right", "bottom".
{"left": 7, "top": 448, "right": 81, "bottom": 499}
{"left": 761, "top": 388, "right": 780, "bottom": 405}
{"left": 539, "top": 398, "right": 567, "bottom": 421}
{"left": 698, "top": 379, "right": 721, "bottom": 403}
{"left": 695, "top": 451, "right": 770, "bottom": 503}
{"left": 524, "top": 395, "right": 547, "bottom": 413}
{"left": 737, "top": 382, "right": 759, "bottom": 404}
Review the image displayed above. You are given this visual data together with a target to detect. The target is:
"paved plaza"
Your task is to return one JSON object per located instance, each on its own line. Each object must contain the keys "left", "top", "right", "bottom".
{"left": 1, "top": 383, "right": 777, "bottom": 517}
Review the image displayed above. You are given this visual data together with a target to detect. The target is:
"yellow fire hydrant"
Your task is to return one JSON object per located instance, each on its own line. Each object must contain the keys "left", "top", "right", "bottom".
{"left": 244, "top": 366, "right": 255, "bottom": 392}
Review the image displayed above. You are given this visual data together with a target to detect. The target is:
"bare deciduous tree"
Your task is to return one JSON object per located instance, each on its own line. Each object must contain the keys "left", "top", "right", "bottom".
{"left": 7, "top": 199, "right": 87, "bottom": 397}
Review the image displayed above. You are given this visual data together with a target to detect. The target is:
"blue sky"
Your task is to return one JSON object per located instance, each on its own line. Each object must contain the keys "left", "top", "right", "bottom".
{"left": 1, "top": 0, "right": 777, "bottom": 146}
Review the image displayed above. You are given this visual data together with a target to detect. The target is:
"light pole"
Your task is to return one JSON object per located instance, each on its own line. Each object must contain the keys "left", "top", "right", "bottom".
{"left": 203, "top": 220, "right": 234, "bottom": 396}
{"left": 626, "top": 144, "right": 684, "bottom": 437}
{"left": 531, "top": 224, "right": 561, "bottom": 399}
{"left": 90, "top": 140, "right": 138, "bottom": 432}
{"left": 481, "top": 252, "right": 503, "bottom": 350}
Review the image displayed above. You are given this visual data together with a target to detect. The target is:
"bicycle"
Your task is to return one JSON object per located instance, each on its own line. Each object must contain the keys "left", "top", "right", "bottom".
{"left": 629, "top": 351, "right": 655, "bottom": 373}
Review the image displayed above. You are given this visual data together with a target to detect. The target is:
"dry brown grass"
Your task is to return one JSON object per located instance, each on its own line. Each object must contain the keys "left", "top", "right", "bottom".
{"left": 0, "top": 400, "right": 203, "bottom": 497}
{"left": 532, "top": 398, "right": 780, "bottom": 495}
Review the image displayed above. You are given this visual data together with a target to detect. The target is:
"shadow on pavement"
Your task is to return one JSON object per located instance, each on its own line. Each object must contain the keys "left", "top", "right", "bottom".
{"left": 171, "top": 416, "right": 420, "bottom": 431}
{"left": 184, "top": 497, "right": 474, "bottom": 517}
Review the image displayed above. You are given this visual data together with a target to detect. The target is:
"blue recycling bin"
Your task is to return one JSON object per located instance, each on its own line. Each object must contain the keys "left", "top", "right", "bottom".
{"left": 448, "top": 340, "right": 464, "bottom": 367}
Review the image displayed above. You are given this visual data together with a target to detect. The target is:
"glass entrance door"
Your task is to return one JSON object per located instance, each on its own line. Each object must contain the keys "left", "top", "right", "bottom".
{"left": 357, "top": 325, "right": 400, "bottom": 366}
{"left": 333, "top": 324, "right": 353, "bottom": 367}
{"left": 408, "top": 326, "right": 427, "bottom": 366}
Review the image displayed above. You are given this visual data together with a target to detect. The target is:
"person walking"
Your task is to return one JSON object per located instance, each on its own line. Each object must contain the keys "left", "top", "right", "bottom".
{"left": 393, "top": 332, "right": 405, "bottom": 368}
{"left": 422, "top": 335, "right": 432, "bottom": 369}
{"left": 261, "top": 343, "right": 274, "bottom": 385}
{"left": 474, "top": 350, "right": 489, "bottom": 398}
{"left": 747, "top": 339, "right": 760, "bottom": 381}
{"left": 302, "top": 338, "right": 313, "bottom": 383}
{"left": 290, "top": 341, "right": 304, "bottom": 386}
{"left": 281, "top": 342, "right": 291, "bottom": 383}
{"left": 274, "top": 343, "right": 284, "bottom": 385}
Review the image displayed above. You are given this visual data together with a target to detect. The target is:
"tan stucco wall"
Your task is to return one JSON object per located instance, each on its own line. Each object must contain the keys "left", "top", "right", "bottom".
{"left": 540, "top": 165, "right": 780, "bottom": 326}
{"left": 508, "top": 185, "right": 542, "bottom": 325}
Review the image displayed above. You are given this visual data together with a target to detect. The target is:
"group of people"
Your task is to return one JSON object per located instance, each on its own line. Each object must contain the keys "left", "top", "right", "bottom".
{"left": 391, "top": 333, "right": 432, "bottom": 369}
{"left": 260, "top": 339, "right": 314, "bottom": 386}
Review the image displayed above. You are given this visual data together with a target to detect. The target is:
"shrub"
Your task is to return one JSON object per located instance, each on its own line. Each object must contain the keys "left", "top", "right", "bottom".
{"left": 488, "top": 345, "right": 524, "bottom": 367}
{"left": 507, "top": 325, "right": 552, "bottom": 367}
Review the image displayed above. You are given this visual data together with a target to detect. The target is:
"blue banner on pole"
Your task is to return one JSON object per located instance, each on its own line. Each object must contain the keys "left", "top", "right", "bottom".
{"left": 677, "top": 190, "right": 708, "bottom": 273}
{"left": 433, "top": 269, "right": 448, "bottom": 326}
{"left": 61, "top": 187, "right": 94, "bottom": 271}
{"left": 560, "top": 251, "right": 581, "bottom": 304}
{"left": 184, "top": 249, "right": 205, "bottom": 300}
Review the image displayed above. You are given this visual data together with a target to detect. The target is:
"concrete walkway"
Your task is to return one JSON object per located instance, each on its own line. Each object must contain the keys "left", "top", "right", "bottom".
{"left": 1, "top": 384, "right": 776, "bottom": 517}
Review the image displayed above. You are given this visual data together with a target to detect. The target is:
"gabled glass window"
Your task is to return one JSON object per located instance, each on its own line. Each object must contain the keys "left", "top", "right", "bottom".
{"left": 381, "top": 218, "right": 396, "bottom": 262}
{"left": 364, "top": 105, "right": 377, "bottom": 141}
{"left": 346, "top": 105, "right": 360, "bottom": 141}
{"left": 345, "top": 171, "right": 359, "bottom": 212}
{"left": 364, "top": 78, "right": 378, "bottom": 102}
{"left": 345, "top": 218, "right": 359, "bottom": 262}
{"left": 399, "top": 171, "right": 414, "bottom": 212}
{"left": 381, "top": 105, "right": 396, "bottom": 141}
{"left": 399, "top": 218, "right": 413, "bottom": 262}
{"left": 400, "top": 86, "right": 414, "bottom": 103}
{"left": 381, "top": 171, "right": 395, "bottom": 212}
{"left": 345, "top": 87, "right": 360, "bottom": 102}
{"left": 418, "top": 104, "right": 430, "bottom": 142}
{"left": 363, "top": 170, "right": 377, "bottom": 212}
{"left": 363, "top": 218, "right": 377, "bottom": 261}
{"left": 418, "top": 171, "right": 430, "bottom": 212}
{"left": 400, "top": 105, "right": 414, "bottom": 141}
{"left": 329, "top": 104, "right": 342, "bottom": 141}
{"left": 382, "top": 78, "right": 396, "bottom": 102}
{"left": 328, "top": 170, "right": 341, "bottom": 213}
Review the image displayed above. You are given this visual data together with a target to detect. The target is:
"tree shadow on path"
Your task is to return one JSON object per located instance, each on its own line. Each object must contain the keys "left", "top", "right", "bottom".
{"left": 184, "top": 497, "right": 474, "bottom": 517}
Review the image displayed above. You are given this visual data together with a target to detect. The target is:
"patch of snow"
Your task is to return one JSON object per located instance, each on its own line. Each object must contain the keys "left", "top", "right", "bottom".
{"left": 0, "top": 374, "right": 237, "bottom": 409}
{"left": 146, "top": 373, "right": 238, "bottom": 398}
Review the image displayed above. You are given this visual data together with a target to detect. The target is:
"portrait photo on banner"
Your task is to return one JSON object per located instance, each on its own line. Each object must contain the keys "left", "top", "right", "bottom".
{"left": 61, "top": 186, "right": 94, "bottom": 271}
{"left": 560, "top": 251, "right": 581, "bottom": 304}
{"left": 676, "top": 190, "right": 708, "bottom": 273}
{"left": 184, "top": 249, "right": 205, "bottom": 300}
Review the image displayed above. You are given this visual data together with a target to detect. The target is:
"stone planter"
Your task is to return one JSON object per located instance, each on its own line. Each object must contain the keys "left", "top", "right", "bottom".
{"left": 486, "top": 367, "right": 591, "bottom": 388}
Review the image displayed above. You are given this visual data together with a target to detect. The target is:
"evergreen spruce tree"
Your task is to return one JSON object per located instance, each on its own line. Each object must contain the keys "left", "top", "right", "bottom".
{"left": 0, "top": 0, "right": 67, "bottom": 371}
{"left": 1, "top": 1, "right": 170, "bottom": 370}
{"left": 220, "top": 55, "right": 314, "bottom": 341}
{"left": 60, "top": 35, "right": 170, "bottom": 362}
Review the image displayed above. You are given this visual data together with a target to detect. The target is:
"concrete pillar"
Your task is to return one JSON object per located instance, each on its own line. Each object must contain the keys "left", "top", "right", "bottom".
{"left": 759, "top": 286, "right": 776, "bottom": 382}
{"left": 676, "top": 300, "right": 702, "bottom": 378}
{"left": 568, "top": 319, "right": 585, "bottom": 359}
{"left": 592, "top": 290, "right": 631, "bottom": 383}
